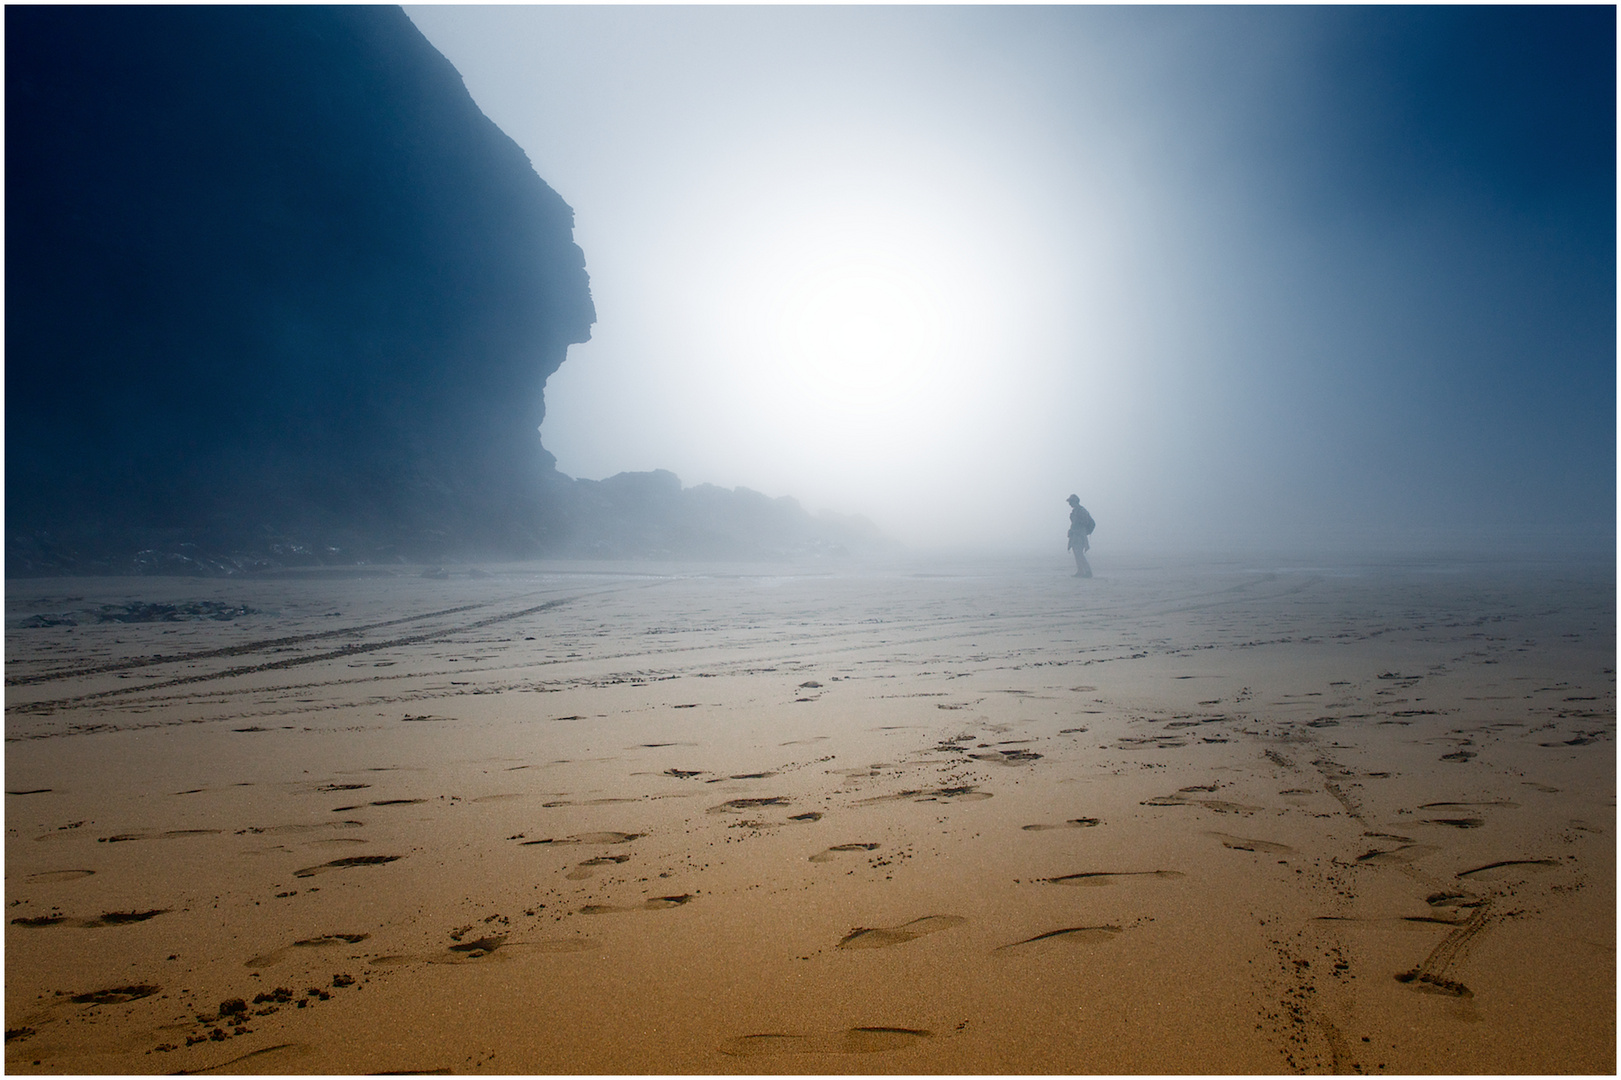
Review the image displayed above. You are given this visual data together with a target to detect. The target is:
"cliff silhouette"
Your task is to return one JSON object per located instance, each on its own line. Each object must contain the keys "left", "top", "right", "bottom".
{"left": 6, "top": 6, "right": 879, "bottom": 574}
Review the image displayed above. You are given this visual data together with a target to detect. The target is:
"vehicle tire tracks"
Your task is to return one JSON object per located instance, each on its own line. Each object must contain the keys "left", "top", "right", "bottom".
{"left": 6, "top": 599, "right": 514, "bottom": 687}
{"left": 11, "top": 598, "right": 581, "bottom": 716}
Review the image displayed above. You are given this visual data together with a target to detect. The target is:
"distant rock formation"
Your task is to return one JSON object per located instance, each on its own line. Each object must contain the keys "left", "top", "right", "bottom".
{"left": 560, "top": 471, "right": 887, "bottom": 561}
{"left": 7, "top": 5, "right": 594, "bottom": 572}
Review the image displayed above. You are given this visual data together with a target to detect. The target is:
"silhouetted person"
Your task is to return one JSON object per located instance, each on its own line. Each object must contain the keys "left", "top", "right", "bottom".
{"left": 1066, "top": 494, "right": 1094, "bottom": 578}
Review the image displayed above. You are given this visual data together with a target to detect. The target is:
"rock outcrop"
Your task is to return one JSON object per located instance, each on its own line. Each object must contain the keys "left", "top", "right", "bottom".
{"left": 7, "top": 5, "right": 594, "bottom": 571}
{"left": 560, "top": 471, "right": 887, "bottom": 561}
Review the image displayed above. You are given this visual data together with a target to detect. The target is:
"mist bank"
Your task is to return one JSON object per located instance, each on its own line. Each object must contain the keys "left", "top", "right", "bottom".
{"left": 411, "top": 5, "right": 1614, "bottom": 554}
{"left": 10, "top": 469, "right": 888, "bottom": 576}
{"left": 10, "top": 7, "right": 1609, "bottom": 575}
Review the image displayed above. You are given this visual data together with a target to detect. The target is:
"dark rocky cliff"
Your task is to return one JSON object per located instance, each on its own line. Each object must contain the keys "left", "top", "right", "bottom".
{"left": 7, "top": 5, "right": 595, "bottom": 572}
{"left": 6, "top": 6, "right": 886, "bottom": 575}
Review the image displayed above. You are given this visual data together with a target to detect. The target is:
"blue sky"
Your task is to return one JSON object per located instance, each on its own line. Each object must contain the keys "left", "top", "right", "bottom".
{"left": 406, "top": 5, "right": 1614, "bottom": 552}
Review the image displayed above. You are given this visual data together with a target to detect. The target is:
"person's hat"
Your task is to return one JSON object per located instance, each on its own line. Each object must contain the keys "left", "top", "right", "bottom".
{"left": 1067, "top": 494, "right": 1080, "bottom": 505}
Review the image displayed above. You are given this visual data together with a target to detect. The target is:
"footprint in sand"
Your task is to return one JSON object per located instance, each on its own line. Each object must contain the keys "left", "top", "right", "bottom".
{"left": 96, "top": 909, "right": 167, "bottom": 925}
{"left": 1022, "top": 818, "right": 1100, "bottom": 832}
{"left": 1354, "top": 845, "right": 1438, "bottom": 865}
{"left": 969, "top": 749, "right": 1043, "bottom": 765}
{"left": 809, "top": 843, "right": 879, "bottom": 863}
{"left": 995, "top": 925, "right": 1123, "bottom": 950}
{"left": 69, "top": 984, "right": 160, "bottom": 1005}
{"left": 1419, "top": 800, "right": 1519, "bottom": 809}
{"left": 293, "top": 855, "right": 401, "bottom": 879}
{"left": 96, "top": 828, "right": 223, "bottom": 844}
{"left": 838, "top": 915, "right": 966, "bottom": 949}
{"left": 1395, "top": 970, "right": 1474, "bottom": 997}
{"left": 371, "top": 937, "right": 593, "bottom": 967}
{"left": 11, "top": 909, "right": 167, "bottom": 929}
{"left": 26, "top": 869, "right": 95, "bottom": 883}
{"left": 446, "top": 934, "right": 507, "bottom": 958}
{"left": 452, "top": 932, "right": 590, "bottom": 961}
{"left": 1186, "top": 794, "right": 1257, "bottom": 810}
{"left": 857, "top": 785, "right": 991, "bottom": 806}
{"left": 721, "top": 1027, "right": 932, "bottom": 1056}
{"left": 1042, "top": 870, "right": 1183, "bottom": 887}
{"left": 1208, "top": 832, "right": 1293, "bottom": 854}
{"left": 1141, "top": 794, "right": 1263, "bottom": 814}
{"left": 520, "top": 831, "right": 643, "bottom": 847}
{"left": 246, "top": 933, "right": 370, "bottom": 969}
{"left": 578, "top": 895, "right": 693, "bottom": 915}
{"left": 237, "top": 821, "right": 364, "bottom": 837}
{"left": 1455, "top": 858, "right": 1559, "bottom": 881}
{"left": 330, "top": 799, "right": 426, "bottom": 811}
{"left": 707, "top": 797, "right": 791, "bottom": 814}
{"left": 565, "top": 854, "right": 631, "bottom": 880}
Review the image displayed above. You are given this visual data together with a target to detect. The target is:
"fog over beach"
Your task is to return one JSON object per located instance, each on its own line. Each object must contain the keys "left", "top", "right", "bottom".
{"left": 5, "top": 6, "right": 1614, "bottom": 1076}
{"left": 409, "top": 5, "right": 1613, "bottom": 554}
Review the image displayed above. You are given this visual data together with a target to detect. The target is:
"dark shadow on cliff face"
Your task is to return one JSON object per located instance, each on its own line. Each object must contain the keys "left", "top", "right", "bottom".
{"left": 7, "top": 5, "right": 596, "bottom": 573}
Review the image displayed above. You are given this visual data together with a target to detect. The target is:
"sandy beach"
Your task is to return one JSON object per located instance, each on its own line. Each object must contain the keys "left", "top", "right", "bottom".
{"left": 4, "top": 554, "right": 1613, "bottom": 1074}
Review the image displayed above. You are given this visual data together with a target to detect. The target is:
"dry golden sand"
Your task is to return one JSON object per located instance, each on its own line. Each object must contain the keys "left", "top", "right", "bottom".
{"left": 4, "top": 555, "right": 1614, "bottom": 1074}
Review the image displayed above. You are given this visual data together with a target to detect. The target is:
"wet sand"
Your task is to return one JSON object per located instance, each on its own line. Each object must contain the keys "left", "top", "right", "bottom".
{"left": 4, "top": 554, "right": 1614, "bottom": 1074}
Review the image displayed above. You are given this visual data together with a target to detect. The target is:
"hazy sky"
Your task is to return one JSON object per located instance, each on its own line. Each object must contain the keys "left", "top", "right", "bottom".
{"left": 404, "top": 5, "right": 1614, "bottom": 553}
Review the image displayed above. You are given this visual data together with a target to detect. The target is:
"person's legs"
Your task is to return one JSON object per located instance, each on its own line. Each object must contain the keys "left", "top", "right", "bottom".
{"left": 1072, "top": 545, "right": 1091, "bottom": 578}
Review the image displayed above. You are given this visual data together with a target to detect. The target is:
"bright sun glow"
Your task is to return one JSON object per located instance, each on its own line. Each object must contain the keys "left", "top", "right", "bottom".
{"left": 708, "top": 184, "right": 1005, "bottom": 475}
{"left": 542, "top": 147, "right": 1057, "bottom": 544}
{"left": 777, "top": 255, "right": 941, "bottom": 410}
